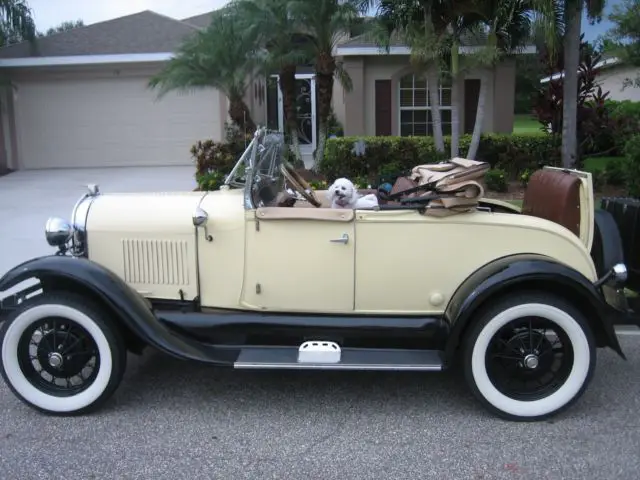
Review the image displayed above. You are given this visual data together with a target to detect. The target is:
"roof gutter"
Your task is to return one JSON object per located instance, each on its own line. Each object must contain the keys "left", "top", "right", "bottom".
{"left": 540, "top": 57, "right": 622, "bottom": 83}
{"left": 335, "top": 45, "right": 537, "bottom": 56}
{"left": 0, "top": 52, "right": 175, "bottom": 68}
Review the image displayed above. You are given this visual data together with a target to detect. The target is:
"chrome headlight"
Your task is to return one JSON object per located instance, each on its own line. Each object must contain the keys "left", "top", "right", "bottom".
{"left": 44, "top": 184, "right": 100, "bottom": 255}
{"left": 45, "top": 217, "right": 73, "bottom": 247}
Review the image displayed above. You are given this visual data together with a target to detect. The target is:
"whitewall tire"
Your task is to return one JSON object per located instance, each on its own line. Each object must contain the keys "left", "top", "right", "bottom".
{"left": 0, "top": 293, "right": 127, "bottom": 415}
{"left": 463, "top": 292, "right": 596, "bottom": 421}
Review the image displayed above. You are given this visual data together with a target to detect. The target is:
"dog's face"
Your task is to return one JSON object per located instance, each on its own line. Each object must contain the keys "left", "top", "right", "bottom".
{"left": 328, "top": 178, "right": 356, "bottom": 207}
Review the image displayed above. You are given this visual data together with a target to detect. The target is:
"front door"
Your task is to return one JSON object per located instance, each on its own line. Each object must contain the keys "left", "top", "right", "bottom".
{"left": 267, "top": 74, "right": 317, "bottom": 160}
{"left": 242, "top": 209, "right": 355, "bottom": 313}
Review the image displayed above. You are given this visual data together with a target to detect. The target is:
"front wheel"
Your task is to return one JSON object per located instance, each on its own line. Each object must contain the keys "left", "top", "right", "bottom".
{"left": 463, "top": 292, "right": 596, "bottom": 421}
{"left": 0, "top": 293, "right": 127, "bottom": 415}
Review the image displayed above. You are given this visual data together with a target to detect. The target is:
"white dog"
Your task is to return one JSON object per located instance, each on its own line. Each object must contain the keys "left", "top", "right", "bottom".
{"left": 326, "top": 177, "right": 379, "bottom": 209}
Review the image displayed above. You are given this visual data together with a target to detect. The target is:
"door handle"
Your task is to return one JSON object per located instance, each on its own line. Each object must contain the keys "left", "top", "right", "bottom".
{"left": 330, "top": 233, "right": 349, "bottom": 244}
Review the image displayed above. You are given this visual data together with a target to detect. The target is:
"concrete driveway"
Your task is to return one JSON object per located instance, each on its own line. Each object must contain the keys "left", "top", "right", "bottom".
{"left": 0, "top": 167, "right": 196, "bottom": 278}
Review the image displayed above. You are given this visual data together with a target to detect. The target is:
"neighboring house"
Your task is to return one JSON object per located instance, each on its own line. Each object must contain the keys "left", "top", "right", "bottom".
{"left": 0, "top": 9, "right": 531, "bottom": 172}
{"left": 540, "top": 57, "right": 640, "bottom": 101}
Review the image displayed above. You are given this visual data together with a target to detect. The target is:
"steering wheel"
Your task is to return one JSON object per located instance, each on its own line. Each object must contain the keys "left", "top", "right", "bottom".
{"left": 280, "top": 161, "right": 322, "bottom": 207}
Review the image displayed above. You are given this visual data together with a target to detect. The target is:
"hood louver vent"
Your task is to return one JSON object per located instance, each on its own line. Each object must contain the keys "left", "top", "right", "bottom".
{"left": 122, "top": 239, "right": 190, "bottom": 286}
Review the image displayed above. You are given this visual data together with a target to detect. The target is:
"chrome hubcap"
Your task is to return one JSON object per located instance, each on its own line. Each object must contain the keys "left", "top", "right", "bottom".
{"left": 48, "top": 352, "right": 63, "bottom": 369}
{"left": 523, "top": 353, "right": 539, "bottom": 369}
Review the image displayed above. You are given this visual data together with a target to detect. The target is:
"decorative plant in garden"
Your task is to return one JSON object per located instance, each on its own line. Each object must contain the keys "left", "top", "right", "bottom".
{"left": 533, "top": 36, "right": 613, "bottom": 166}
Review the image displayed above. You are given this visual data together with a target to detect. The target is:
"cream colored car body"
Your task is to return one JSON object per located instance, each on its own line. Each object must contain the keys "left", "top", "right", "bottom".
{"left": 85, "top": 167, "right": 597, "bottom": 316}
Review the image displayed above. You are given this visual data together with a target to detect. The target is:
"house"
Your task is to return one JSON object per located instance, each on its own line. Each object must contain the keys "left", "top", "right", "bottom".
{"left": 540, "top": 56, "right": 640, "bottom": 101}
{"left": 0, "top": 9, "right": 531, "bottom": 172}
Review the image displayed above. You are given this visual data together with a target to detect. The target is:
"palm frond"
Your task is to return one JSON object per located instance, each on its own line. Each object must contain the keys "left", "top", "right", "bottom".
{"left": 334, "top": 60, "right": 353, "bottom": 91}
{"left": 0, "top": 0, "right": 36, "bottom": 46}
{"left": 148, "top": 5, "right": 259, "bottom": 99}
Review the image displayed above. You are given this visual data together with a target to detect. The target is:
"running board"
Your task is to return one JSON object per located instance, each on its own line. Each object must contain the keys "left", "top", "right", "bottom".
{"left": 233, "top": 341, "right": 444, "bottom": 371}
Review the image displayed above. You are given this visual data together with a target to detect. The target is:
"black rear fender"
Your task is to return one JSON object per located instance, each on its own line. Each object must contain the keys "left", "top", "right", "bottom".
{"left": 443, "top": 254, "right": 626, "bottom": 363}
{"left": 590, "top": 209, "right": 625, "bottom": 278}
{"left": 0, "top": 255, "right": 235, "bottom": 364}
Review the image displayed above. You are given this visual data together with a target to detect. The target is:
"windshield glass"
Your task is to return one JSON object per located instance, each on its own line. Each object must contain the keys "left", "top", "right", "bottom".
{"left": 226, "top": 128, "right": 286, "bottom": 208}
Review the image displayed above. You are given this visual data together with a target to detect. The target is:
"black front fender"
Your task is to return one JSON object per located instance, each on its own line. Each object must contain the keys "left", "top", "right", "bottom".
{"left": 443, "top": 254, "right": 626, "bottom": 362}
{"left": 0, "top": 255, "right": 236, "bottom": 364}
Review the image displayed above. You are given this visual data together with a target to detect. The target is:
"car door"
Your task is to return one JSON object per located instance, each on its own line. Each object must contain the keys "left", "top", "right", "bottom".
{"left": 241, "top": 206, "right": 356, "bottom": 313}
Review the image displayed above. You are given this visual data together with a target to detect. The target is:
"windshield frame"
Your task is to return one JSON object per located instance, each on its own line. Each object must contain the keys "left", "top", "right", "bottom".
{"left": 223, "top": 127, "right": 286, "bottom": 209}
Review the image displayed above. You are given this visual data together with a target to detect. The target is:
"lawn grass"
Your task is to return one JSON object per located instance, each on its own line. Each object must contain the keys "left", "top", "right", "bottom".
{"left": 512, "top": 114, "right": 543, "bottom": 135}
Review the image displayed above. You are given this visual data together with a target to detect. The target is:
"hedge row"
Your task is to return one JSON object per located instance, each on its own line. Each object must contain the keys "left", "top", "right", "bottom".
{"left": 318, "top": 133, "right": 561, "bottom": 184}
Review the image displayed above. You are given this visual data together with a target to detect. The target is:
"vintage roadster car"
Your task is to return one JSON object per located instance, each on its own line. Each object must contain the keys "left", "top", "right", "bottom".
{"left": 0, "top": 127, "right": 638, "bottom": 421}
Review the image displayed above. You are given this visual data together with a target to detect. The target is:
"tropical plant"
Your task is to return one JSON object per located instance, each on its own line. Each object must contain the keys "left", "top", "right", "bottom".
{"left": 287, "top": 0, "right": 360, "bottom": 168}
{"left": 466, "top": 0, "right": 533, "bottom": 160}
{"left": 231, "top": 0, "right": 312, "bottom": 164}
{"left": 371, "top": 0, "right": 448, "bottom": 153}
{"left": 38, "top": 19, "right": 84, "bottom": 37}
{"left": 0, "top": 0, "right": 36, "bottom": 46}
{"left": 148, "top": 5, "right": 259, "bottom": 134}
{"left": 533, "top": 35, "right": 615, "bottom": 164}
{"left": 561, "top": 0, "right": 607, "bottom": 168}
{"left": 602, "top": 0, "right": 640, "bottom": 89}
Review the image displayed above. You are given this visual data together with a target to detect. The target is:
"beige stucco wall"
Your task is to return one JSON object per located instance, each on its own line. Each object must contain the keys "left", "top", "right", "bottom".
{"left": 337, "top": 54, "right": 518, "bottom": 137}
{"left": 596, "top": 65, "right": 640, "bottom": 101}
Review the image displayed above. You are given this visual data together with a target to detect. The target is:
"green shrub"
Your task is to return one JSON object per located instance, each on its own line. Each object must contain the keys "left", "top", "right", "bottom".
{"left": 607, "top": 100, "right": 640, "bottom": 153}
{"left": 196, "top": 171, "right": 226, "bottom": 191}
{"left": 190, "top": 139, "right": 241, "bottom": 191}
{"left": 319, "top": 133, "right": 561, "bottom": 184}
{"left": 485, "top": 168, "right": 508, "bottom": 192}
{"left": 624, "top": 134, "right": 640, "bottom": 198}
{"left": 591, "top": 169, "right": 607, "bottom": 191}
{"left": 604, "top": 158, "right": 626, "bottom": 186}
{"left": 519, "top": 168, "right": 532, "bottom": 188}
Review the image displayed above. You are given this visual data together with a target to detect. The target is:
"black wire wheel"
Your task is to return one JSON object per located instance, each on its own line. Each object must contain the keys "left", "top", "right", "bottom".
{"left": 463, "top": 292, "right": 596, "bottom": 421}
{"left": 0, "top": 293, "right": 127, "bottom": 415}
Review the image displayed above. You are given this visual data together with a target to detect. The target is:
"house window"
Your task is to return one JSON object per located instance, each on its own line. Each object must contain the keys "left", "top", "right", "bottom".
{"left": 398, "top": 74, "right": 452, "bottom": 137}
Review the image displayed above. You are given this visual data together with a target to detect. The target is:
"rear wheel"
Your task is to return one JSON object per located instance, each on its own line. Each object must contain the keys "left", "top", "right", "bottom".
{"left": 463, "top": 292, "right": 596, "bottom": 421}
{"left": 0, "top": 293, "right": 127, "bottom": 415}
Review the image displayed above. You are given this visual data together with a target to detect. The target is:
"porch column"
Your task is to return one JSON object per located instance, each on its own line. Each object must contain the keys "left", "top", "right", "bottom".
{"left": 342, "top": 57, "right": 365, "bottom": 136}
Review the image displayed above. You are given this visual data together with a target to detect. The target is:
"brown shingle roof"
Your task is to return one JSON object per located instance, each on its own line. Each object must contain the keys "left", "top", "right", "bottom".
{"left": 0, "top": 10, "right": 199, "bottom": 58}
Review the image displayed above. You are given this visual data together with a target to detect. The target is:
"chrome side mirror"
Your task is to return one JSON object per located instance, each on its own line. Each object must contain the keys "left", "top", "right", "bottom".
{"left": 192, "top": 207, "right": 213, "bottom": 242}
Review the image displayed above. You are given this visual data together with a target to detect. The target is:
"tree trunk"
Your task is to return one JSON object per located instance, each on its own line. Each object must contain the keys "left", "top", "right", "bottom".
{"left": 228, "top": 96, "right": 256, "bottom": 136}
{"left": 562, "top": 1, "right": 582, "bottom": 169}
{"left": 467, "top": 68, "right": 489, "bottom": 160}
{"left": 450, "top": 39, "right": 460, "bottom": 158}
{"left": 314, "top": 51, "right": 336, "bottom": 169}
{"left": 426, "top": 65, "right": 445, "bottom": 153}
{"left": 279, "top": 64, "right": 303, "bottom": 165}
{"left": 315, "top": 120, "right": 329, "bottom": 173}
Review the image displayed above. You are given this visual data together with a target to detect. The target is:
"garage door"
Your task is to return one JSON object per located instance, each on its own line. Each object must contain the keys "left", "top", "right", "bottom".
{"left": 14, "top": 75, "right": 223, "bottom": 169}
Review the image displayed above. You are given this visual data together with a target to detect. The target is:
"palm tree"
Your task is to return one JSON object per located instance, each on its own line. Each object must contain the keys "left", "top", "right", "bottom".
{"left": 368, "top": 1, "right": 483, "bottom": 157}
{"left": 372, "top": 0, "right": 448, "bottom": 153}
{"left": 0, "top": 0, "right": 36, "bottom": 46}
{"left": 0, "top": 0, "right": 36, "bottom": 172}
{"left": 232, "top": 0, "right": 312, "bottom": 164}
{"left": 287, "top": 0, "right": 359, "bottom": 168}
{"left": 148, "top": 5, "right": 259, "bottom": 135}
{"left": 561, "top": 0, "right": 606, "bottom": 168}
{"left": 466, "top": 0, "right": 533, "bottom": 160}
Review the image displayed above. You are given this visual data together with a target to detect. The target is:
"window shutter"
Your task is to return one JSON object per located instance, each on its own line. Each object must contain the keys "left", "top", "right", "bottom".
{"left": 375, "top": 80, "right": 392, "bottom": 136}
